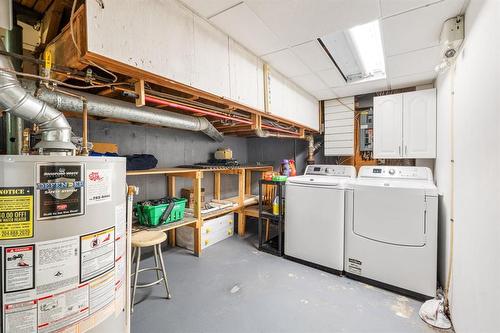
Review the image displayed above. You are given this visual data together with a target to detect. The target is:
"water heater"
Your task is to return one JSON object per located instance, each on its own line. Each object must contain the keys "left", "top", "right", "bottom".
{"left": 0, "top": 155, "right": 128, "bottom": 333}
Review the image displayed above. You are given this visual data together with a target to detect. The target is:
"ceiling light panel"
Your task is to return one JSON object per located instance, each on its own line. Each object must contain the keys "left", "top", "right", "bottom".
{"left": 320, "top": 20, "right": 386, "bottom": 84}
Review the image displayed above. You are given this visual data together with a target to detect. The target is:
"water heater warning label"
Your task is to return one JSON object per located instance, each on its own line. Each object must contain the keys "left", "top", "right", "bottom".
{"left": 0, "top": 187, "right": 34, "bottom": 240}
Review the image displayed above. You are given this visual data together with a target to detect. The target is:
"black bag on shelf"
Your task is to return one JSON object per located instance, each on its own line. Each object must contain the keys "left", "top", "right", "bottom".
{"left": 126, "top": 154, "right": 158, "bottom": 171}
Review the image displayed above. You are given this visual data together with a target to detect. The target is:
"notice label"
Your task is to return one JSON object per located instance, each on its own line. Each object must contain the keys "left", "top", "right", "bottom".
{"left": 4, "top": 245, "right": 35, "bottom": 293}
{"left": 89, "top": 271, "right": 115, "bottom": 315}
{"left": 0, "top": 187, "right": 34, "bottom": 239}
{"left": 36, "top": 164, "right": 85, "bottom": 220}
{"left": 86, "top": 169, "right": 112, "bottom": 205}
{"left": 80, "top": 227, "right": 115, "bottom": 283}
{"left": 4, "top": 299, "right": 37, "bottom": 332}
{"left": 36, "top": 237, "right": 79, "bottom": 298}
{"left": 37, "top": 285, "right": 89, "bottom": 333}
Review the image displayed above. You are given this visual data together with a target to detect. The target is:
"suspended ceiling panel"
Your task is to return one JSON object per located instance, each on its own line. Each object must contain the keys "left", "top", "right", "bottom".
{"left": 332, "top": 78, "right": 388, "bottom": 98}
{"left": 310, "top": 89, "right": 338, "bottom": 101}
{"left": 389, "top": 71, "right": 436, "bottom": 89}
{"left": 379, "top": 0, "right": 442, "bottom": 18}
{"left": 381, "top": 0, "right": 466, "bottom": 56}
{"left": 386, "top": 45, "right": 442, "bottom": 78}
{"left": 243, "top": 0, "right": 380, "bottom": 46}
{"left": 291, "top": 73, "right": 329, "bottom": 93}
{"left": 291, "top": 41, "right": 334, "bottom": 72}
{"left": 316, "top": 68, "right": 346, "bottom": 88}
{"left": 261, "top": 48, "right": 310, "bottom": 78}
{"left": 179, "top": 0, "right": 242, "bottom": 18}
{"left": 209, "top": 2, "right": 286, "bottom": 56}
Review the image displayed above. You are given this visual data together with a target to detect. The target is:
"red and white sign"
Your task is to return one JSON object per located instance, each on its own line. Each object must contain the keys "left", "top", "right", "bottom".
{"left": 86, "top": 169, "right": 112, "bottom": 205}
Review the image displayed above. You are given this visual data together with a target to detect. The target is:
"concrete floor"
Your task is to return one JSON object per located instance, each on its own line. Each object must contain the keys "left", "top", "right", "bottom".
{"left": 131, "top": 235, "right": 441, "bottom": 333}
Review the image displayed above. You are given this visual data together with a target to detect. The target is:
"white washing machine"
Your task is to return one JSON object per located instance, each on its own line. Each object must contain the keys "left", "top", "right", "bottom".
{"left": 345, "top": 166, "right": 438, "bottom": 298}
{"left": 285, "top": 164, "right": 356, "bottom": 274}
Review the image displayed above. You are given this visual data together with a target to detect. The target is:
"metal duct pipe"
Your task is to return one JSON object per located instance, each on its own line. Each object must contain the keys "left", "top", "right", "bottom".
{"left": 254, "top": 128, "right": 300, "bottom": 139}
{"left": 24, "top": 82, "right": 224, "bottom": 142}
{"left": 0, "top": 40, "right": 75, "bottom": 153}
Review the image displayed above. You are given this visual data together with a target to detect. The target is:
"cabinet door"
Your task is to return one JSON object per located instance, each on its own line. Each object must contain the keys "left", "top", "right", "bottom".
{"left": 373, "top": 93, "right": 403, "bottom": 158}
{"left": 403, "top": 89, "right": 436, "bottom": 158}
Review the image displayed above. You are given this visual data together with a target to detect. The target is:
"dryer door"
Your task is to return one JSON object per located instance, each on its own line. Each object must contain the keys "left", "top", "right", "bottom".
{"left": 353, "top": 185, "right": 427, "bottom": 246}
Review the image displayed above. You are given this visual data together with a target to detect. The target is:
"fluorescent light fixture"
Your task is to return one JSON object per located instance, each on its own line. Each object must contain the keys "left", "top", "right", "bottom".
{"left": 319, "top": 20, "right": 386, "bottom": 84}
{"left": 348, "top": 20, "right": 385, "bottom": 79}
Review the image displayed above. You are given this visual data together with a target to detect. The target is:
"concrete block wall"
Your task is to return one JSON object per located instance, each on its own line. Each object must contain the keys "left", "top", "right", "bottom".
{"left": 69, "top": 118, "right": 247, "bottom": 202}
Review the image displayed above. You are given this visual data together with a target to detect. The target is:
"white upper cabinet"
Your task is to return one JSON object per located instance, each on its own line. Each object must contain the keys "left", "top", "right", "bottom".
{"left": 374, "top": 89, "right": 436, "bottom": 159}
{"left": 373, "top": 93, "right": 403, "bottom": 158}
{"left": 403, "top": 89, "right": 436, "bottom": 158}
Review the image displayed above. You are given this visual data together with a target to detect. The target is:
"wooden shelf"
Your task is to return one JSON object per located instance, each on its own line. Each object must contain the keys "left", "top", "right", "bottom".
{"left": 201, "top": 206, "right": 238, "bottom": 221}
{"left": 132, "top": 215, "right": 198, "bottom": 233}
{"left": 126, "top": 165, "right": 273, "bottom": 254}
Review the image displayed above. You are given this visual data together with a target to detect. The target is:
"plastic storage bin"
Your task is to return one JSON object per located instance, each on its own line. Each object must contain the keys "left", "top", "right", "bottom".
{"left": 135, "top": 197, "right": 187, "bottom": 227}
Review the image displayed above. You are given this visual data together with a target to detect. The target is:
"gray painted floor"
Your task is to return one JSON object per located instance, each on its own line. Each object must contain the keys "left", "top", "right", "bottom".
{"left": 131, "top": 236, "right": 441, "bottom": 333}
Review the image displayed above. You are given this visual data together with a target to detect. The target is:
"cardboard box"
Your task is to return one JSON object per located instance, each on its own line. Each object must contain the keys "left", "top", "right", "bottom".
{"left": 181, "top": 188, "right": 205, "bottom": 208}
{"left": 92, "top": 142, "right": 119, "bottom": 154}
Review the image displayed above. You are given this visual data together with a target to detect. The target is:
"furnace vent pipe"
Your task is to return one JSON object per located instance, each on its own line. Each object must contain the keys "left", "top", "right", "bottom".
{"left": 0, "top": 40, "right": 75, "bottom": 153}
{"left": 23, "top": 82, "right": 224, "bottom": 142}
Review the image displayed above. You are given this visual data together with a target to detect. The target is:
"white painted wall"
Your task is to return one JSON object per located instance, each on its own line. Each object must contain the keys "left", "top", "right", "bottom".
{"left": 268, "top": 68, "right": 320, "bottom": 130}
{"left": 435, "top": 1, "right": 500, "bottom": 332}
{"left": 85, "top": 0, "right": 319, "bottom": 130}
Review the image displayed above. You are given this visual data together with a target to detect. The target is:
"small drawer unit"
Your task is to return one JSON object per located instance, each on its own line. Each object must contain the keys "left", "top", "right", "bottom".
{"left": 176, "top": 213, "right": 234, "bottom": 250}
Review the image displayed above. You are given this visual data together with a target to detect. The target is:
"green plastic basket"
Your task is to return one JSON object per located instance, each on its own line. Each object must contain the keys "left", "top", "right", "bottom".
{"left": 134, "top": 198, "right": 187, "bottom": 227}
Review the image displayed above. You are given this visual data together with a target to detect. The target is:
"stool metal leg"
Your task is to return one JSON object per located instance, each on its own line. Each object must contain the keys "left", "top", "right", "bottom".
{"left": 153, "top": 245, "right": 161, "bottom": 281}
{"left": 131, "top": 247, "right": 141, "bottom": 312}
{"left": 156, "top": 244, "right": 171, "bottom": 299}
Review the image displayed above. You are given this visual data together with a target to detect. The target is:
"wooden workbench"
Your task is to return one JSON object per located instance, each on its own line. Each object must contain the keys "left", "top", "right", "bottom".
{"left": 127, "top": 165, "right": 273, "bottom": 255}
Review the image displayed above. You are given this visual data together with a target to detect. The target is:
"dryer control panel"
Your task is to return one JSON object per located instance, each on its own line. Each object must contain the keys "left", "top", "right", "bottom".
{"left": 358, "top": 166, "right": 433, "bottom": 180}
{"left": 304, "top": 165, "right": 356, "bottom": 178}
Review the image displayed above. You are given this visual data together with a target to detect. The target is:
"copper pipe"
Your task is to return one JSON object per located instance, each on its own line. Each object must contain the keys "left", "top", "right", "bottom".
{"left": 21, "top": 128, "right": 30, "bottom": 155}
{"left": 81, "top": 99, "right": 89, "bottom": 156}
{"left": 144, "top": 95, "right": 253, "bottom": 125}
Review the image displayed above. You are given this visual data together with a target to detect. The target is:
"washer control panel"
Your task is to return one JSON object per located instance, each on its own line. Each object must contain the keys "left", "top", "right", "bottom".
{"left": 358, "top": 166, "right": 432, "bottom": 180}
{"left": 304, "top": 165, "right": 356, "bottom": 178}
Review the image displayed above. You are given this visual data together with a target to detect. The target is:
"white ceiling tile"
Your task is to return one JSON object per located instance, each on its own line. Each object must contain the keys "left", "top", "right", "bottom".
{"left": 291, "top": 40, "right": 334, "bottom": 72}
{"left": 386, "top": 45, "right": 441, "bottom": 78}
{"left": 291, "top": 73, "right": 328, "bottom": 93}
{"left": 245, "top": 0, "right": 380, "bottom": 46}
{"left": 179, "top": 0, "right": 242, "bottom": 18}
{"left": 262, "top": 49, "right": 310, "bottom": 78}
{"left": 310, "top": 89, "right": 338, "bottom": 101}
{"left": 380, "top": 0, "right": 441, "bottom": 18}
{"left": 209, "top": 2, "right": 286, "bottom": 56}
{"left": 332, "top": 78, "right": 388, "bottom": 98}
{"left": 316, "top": 68, "right": 346, "bottom": 88}
{"left": 389, "top": 71, "right": 436, "bottom": 89}
{"left": 381, "top": 0, "right": 465, "bottom": 56}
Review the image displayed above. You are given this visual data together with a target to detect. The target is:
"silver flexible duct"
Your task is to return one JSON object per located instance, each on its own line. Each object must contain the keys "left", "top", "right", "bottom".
{"left": 22, "top": 82, "right": 224, "bottom": 142}
{"left": 0, "top": 41, "right": 75, "bottom": 153}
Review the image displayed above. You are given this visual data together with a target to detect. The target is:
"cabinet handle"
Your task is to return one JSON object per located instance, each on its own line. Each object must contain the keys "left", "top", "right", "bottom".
{"left": 398, "top": 146, "right": 401, "bottom": 156}
{"left": 405, "top": 145, "right": 408, "bottom": 156}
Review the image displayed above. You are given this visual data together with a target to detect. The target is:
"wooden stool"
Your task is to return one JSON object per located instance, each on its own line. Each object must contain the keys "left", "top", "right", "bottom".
{"left": 131, "top": 231, "right": 171, "bottom": 312}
